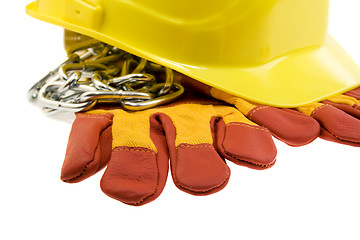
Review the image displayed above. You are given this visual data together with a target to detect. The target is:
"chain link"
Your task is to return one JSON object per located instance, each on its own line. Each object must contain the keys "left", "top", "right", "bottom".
{"left": 28, "top": 39, "right": 184, "bottom": 113}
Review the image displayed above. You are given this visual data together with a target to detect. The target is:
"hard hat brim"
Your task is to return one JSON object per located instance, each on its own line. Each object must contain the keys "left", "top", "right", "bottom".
{"left": 26, "top": 2, "right": 360, "bottom": 107}
{"left": 182, "top": 37, "right": 360, "bottom": 107}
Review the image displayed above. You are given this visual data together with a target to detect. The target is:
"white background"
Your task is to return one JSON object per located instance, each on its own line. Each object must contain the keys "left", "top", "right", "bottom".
{"left": 1, "top": 1, "right": 360, "bottom": 239}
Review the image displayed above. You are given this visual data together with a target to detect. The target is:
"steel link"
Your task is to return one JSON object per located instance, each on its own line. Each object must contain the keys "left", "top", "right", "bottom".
{"left": 29, "top": 39, "right": 184, "bottom": 112}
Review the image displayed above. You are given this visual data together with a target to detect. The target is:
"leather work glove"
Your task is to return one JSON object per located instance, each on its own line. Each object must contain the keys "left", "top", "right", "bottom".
{"left": 180, "top": 75, "right": 360, "bottom": 147}
{"left": 297, "top": 88, "right": 360, "bottom": 146}
{"left": 61, "top": 92, "right": 277, "bottom": 206}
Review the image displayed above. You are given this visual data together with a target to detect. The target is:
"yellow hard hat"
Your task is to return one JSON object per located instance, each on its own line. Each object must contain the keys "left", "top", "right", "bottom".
{"left": 26, "top": 0, "right": 360, "bottom": 107}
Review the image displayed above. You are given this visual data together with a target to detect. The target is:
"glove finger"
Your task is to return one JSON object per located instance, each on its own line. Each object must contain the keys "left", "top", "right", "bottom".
{"left": 322, "top": 100, "right": 360, "bottom": 119}
{"left": 209, "top": 87, "right": 319, "bottom": 146}
{"left": 61, "top": 113, "right": 113, "bottom": 183}
{"left": 100, "top": 147, "right": 168, "bottom": 206}
{"left": 153, "top": 110, "right": 230, "bottom": 196}
{"left": 322, "top": 94, "right": 360, "bottom": 119}
{"left": 310, "top": 104, "right": 360, "bottom": 146}
{"left": 215, "top": 108, "right": 277, "bottom": 170}
{"left": 247, "top": 106, "right": 320, "bottom": 146}
{"left": 345, "top": 86, "right": 360, "bottom": 99}
{"left": 99, "top": 110, "right": 169, "bottom": 206}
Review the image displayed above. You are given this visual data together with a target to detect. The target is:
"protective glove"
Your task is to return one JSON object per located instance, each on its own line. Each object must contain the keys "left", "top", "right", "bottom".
{"left": 61, "top": 92, "right": 277, "bottom": 206}
{"left": 297, "top": 88, "right": 360, "bottom": 146}
{"left": 180, "top": 75, "right": 360, "bottom": 147}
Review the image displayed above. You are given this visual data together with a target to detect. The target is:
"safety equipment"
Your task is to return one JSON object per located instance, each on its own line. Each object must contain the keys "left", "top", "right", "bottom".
{"left": 61, "top": 92, "right": 277, "bottom": 205}
{"left": 180, "top": 75, "right": 360, "bottom": 147}
{"left": 26, "top": 0, "right": 360, "bottom": 107}
{"left": 28, "top": 38, "right": 185, "bottom": 113}
{"left": 28, "top": 36, "right": 277, "bottom": 205}
{"left": 297, "top": 91, "right": 360, "bottom": 147}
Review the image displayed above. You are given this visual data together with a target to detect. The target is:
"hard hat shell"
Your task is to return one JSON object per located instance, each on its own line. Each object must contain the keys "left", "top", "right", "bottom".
{"left": 26, "top": 0, "right": 360, "bottom": 107}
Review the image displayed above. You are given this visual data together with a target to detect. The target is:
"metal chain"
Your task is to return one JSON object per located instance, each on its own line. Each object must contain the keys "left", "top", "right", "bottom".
{"left": 28, "top": 39, "right": 184, "bottom": 113}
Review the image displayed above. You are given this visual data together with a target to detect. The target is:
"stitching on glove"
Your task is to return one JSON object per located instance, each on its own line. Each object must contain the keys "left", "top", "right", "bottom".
{"left": 226, "top": 122, "right": 269, "bottom": 132}
{"left": 63, "top": 129, "right": 109, "bottom": 182}
{"left": 113, "top": 147, "right": 156, "bottom": 155}
{"left": 76, "top": 114, "right": 112, "bottom": 123}
{"left": 225, "top": 151, "right": 276, "bottom": 168}
{"left": 248, "top": 106, "right": 270, "bottom": 120}
{"left": 113, "top": 146, "right": 159, "bottom": 205}
{"left": 322, "top": 128, "right": 360, "bottom": 144}
{"left": 222, "top": 123, "right": 274, "bottom": 168}
{"left": 63, "top": 163, "right": 91, "bottom": 182}
{"left": 63, "top": 122, "right": 113, "bottom": 182}
{"left": 177, "top": 176, "right": 229, "bottom": 194}
{"left": 310, "top": 104, "right": 327, "bottom": 117}
{"left": 175, "top": 143, "right": 214, "bottom": 150}
{"left": 310, "top": 105, "right": 360, "bottom": 144}
{"left": 174, "top": 143, "right": 230, "bottom": 194}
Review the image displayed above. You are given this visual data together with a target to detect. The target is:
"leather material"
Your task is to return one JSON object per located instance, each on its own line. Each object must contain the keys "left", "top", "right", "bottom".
{"left": 61, "top": 113, "right": 113, "bottom": 183}
{"left": 215, "top": 119, "right": 276, "bottom": 169}
{"left": 173, "top": 143, "right": 230, "bottom": 194}
{"left": 311, "top": 104, "right": 360, "bottom": 146}
{"left": 151, "top": 113, "right": 230, "bottom": 196}
{"left": 181, "top": 75, "right": 360, "bottom": 150}
{"left": 322, "top": 100, "right": 360, "bottom": 119}
{"left": 100, "top": 146, "right": 167, "bottom": 206}
{"left": 345, "top": 86, "right": 360, "bottom": 99}
{"left": 61, "top": 95, "right": 275, "bottom": 206}
{"left": 248, "top": 106, "right": 320, "bottom": 146}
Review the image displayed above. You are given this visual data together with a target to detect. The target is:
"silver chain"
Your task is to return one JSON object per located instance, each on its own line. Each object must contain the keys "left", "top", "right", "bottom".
{"left": 28, "top": 39, "right": 184, "bottom": 113}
